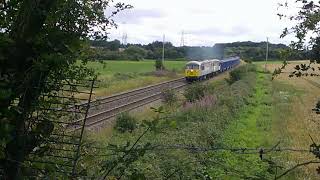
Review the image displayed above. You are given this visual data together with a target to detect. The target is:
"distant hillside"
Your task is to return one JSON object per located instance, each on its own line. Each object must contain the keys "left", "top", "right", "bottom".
{"left": 213, "top": 41, "right": 305, "bottom": 61}
{"left": 88, "top": 40, "right": 306, "bottom": 61}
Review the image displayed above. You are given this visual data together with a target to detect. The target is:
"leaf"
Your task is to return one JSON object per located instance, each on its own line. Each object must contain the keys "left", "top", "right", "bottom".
{"left": 169, "top": 120, "right": 177, "bottom": 129}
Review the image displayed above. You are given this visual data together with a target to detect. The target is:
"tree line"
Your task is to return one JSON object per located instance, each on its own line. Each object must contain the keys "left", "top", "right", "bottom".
{"left": 87, "top": 40, "right": 307, "bottom": 61}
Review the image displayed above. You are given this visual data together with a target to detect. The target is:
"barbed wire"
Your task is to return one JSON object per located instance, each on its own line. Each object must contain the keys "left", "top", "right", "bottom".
{"left": 86, "top": 143, "right": 314, "bottom": 156}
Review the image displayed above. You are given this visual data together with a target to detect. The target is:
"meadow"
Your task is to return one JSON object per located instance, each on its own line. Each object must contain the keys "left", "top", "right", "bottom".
{"left": 85, "top": 60, "right": 186, "bottom": 75}
{"left": 84, "top": 60, "right": 187, "bottom": 97}
{"left": 84, "top": 61, "right": 320, "bottom": 179}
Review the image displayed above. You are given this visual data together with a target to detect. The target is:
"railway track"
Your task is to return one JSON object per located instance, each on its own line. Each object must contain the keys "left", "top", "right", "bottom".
{"left": 68, "top": 64, "right": 240, "bottom": 131}
{"left": 68, "top": 78, "right": 187, "bottom": 130}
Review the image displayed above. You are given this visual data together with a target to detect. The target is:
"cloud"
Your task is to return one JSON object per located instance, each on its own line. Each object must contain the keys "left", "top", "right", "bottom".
{"left": 107, "top": 0, "right": 294, "bottom": 46}
{"left": 187, "top": 26, "right": 251, "bottom": 37}
{"left": 113, "top": 8, "right": 165, "bottom": 25}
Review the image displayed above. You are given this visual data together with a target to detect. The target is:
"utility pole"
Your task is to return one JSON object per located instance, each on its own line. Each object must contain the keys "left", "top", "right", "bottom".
{"left": 265, "top": 37, "right": 269, "bottom": 72}
{"left": 162, "top": 34, "right": 165, "bottom": 70}
{"left": 180, "top": 30, "right": 185, "bottom": 47}
{"left": 121, "top": 33, "right": 127, "bottom": 46}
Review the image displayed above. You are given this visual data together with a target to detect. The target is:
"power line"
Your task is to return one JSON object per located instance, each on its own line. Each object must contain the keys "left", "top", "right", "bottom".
{"left": 180, "top": 30, "right": 185, "bottom": 47}
{"left": 121, "top": 32, "right": 127, "bottom": 46}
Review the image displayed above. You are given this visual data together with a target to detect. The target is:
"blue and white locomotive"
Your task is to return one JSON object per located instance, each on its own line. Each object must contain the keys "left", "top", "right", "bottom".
{"left": 185, "top": 57, "right": 240, "bottom": 82}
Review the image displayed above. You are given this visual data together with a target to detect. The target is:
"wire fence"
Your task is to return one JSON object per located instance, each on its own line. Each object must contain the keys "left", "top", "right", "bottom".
{"left": 0, "top": 77, "right": 97, "bottom": 178}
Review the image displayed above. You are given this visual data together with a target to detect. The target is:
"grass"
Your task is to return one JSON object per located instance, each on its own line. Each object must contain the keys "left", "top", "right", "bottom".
{"left": 253, "top": 60, "right": 284, "bottom": 64}
{"left": 84, "top": 63, "right": 319, "bottom": 179}
{"left": 85, "top": 64, "right": 263, "bottom": 178}
{"left": 82, "top": 60, "right": 187, "bottom": 97}
{"left": 263, "top": 62, "right": 320, "bottom": 179}
{"left": 85, "top": 60, "right": 186, "bottom": 75}
{"left": 253, "top": 60, "right": 312, "bottom": 65}
{"left": 209, "top": 70, "right": 277, "bottom": 178}
{"left": 215, "top": 62, "right": 318, "bottom": 179}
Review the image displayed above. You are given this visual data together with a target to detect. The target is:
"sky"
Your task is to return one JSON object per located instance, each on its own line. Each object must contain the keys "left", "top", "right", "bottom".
{"left": 107, "top": 0, "right": 297, "bottom": 46}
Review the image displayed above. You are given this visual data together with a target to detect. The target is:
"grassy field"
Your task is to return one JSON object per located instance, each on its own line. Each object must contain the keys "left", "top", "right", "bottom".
{"left": 85, "top": 64, "right": 269, "bottom": 178}
{"left": 83, "top": 60, "right": 187, "bottom": 97}
{"left": 84, "top": 62, "right": 320, "bottom": 179}
{"left": 86, "top": 60, "right": 186, "bottom": 75}
{"left": 262, "top": 61, "right": 320, "bottom": 179}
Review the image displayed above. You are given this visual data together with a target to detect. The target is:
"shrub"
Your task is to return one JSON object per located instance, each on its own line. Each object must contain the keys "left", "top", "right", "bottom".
{"left": 155, "top": 59, "right": 165, "bottom": 70}
{"left": 114, "top": 73, "right": 136, "bottom": 81}
{"left": 244, "top": 59, "right": 253, "bottom": 64}
{"left": 162, "top": 89, "right": 177, "bottom": 105}
{"left": 114, "top": 113, "right": 137, "bottom": 133}
{"left": 184, "top": 83, "right": 207, "bottom": 102}
{"left": 228, "top": 64, "right": 256, "bottom": 84}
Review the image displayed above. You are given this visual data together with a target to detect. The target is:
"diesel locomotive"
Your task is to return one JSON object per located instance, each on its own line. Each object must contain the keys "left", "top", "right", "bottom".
{"left": 185, "top": 57, "right": 240, "bottom": 82}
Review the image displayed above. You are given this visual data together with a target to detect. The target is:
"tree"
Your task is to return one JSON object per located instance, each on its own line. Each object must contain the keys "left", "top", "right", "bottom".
{"left": 277, "top": 0, "right": 320, "bottom": 75}
{"left": 0, "top": 0, "right": 131, "bottom": 178}
{"left": 155, "top": 58, "right": 165, "bottom": 70}
{"left": 124, "top": 46, "right": 147, "bottom": 61}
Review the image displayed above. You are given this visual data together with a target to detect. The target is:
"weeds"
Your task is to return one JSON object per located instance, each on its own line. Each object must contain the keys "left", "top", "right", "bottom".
{"left": 93, "top": 64, "right": 275, "bottom": 179}
{"left": 114, "top": 113, "right": 137, "bottom": 133}
{"left": 162, "top": 89, "right": 178, "bottom": 106}
{"left": 227, "top": 64, "right": 257, "bottom": 84}
{"left": 184, "top": 83, "right": 207, "bottom": 102}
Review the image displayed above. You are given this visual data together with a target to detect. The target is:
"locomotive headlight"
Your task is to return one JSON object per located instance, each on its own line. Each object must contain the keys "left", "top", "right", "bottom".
{"left": 190, "top": 69, "right": 194, "bottom": 72}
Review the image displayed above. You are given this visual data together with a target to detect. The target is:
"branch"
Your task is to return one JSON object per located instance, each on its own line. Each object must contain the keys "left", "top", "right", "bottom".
{"left": 275, "top": 160, "right": 320, "bottom": 179}
{"left": 102, "top": 127, "right": 150, "bottom": 179}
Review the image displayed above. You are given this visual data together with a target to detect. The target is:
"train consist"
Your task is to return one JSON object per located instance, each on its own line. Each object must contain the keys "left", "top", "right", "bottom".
{"left": 185, "top": 57, "right": 240, "bottom": 81}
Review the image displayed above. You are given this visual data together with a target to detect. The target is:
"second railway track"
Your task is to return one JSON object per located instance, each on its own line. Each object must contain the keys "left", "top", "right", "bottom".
{"left": 68, "top": 77, "right": 187, "bottom": 130}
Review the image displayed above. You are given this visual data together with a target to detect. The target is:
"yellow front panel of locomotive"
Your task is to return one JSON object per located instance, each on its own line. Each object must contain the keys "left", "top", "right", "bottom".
{"left": 185, "top": 69, "right": 200, "bottom": 77}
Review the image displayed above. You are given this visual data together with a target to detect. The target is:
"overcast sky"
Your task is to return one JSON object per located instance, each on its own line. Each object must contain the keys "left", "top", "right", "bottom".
{"left": 107, "top": 0, "right": 296, "bottom": 46}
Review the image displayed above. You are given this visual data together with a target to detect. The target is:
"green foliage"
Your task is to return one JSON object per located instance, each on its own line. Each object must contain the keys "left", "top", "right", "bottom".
{"left": 162, "top": 89, "right": 177, "bottom": 106}
{"left": 244, "top": 59, "right": 252, "bottom": 63}
{"left": 90, "top": 39, "right": 121, "bottom": 51}
{"left": 97, "top": 107, "right": 166, "bottom": 179}
{"left": 88, "top": 40, "right": 305, "bottom": 61}
{"left": 124, "top": 46, "right": 147, "bottom": 61}
{"left": 114, "top": 113, "right": 137, "bottom": 133}
{"left": 101, "top": 142, "right": 151, "bottom": 178}
{"left": 183, "top": 83, "right": 207, "bottom": 102}
{"left": 155, "top": 59, "right": 165, "bottom": 70}
{"left": 278, "top": 1, "right": 320, "bottom": 175}
{"left": 0, "top": 0, "right": 131, "bottom": 178}
{"left": 278, "top": 0, "right": 320, "bottom": 76}
{"left": 98, "top": 65, "right": 261, "bottom": 179}
{"left": 228, "top": 64, "right": 257, "bottom": 84}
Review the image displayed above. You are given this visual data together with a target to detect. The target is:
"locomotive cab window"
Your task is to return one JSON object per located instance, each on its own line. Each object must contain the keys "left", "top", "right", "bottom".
{"left": 186, "top": 64, "right": 199, "bottom": 69}
{"left": 201, "top": 65, "right": 205, "bottom": 70}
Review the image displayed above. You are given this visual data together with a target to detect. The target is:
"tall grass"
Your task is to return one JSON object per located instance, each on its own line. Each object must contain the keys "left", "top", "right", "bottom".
{"left": 86, "top": 64, "right": 265, "bottom": 179}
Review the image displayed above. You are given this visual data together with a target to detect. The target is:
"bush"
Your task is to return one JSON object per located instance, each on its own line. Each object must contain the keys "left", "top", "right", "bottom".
{"left": 162, "top": 89, "right": 177, "bottom": 105}
{"left": 228, "top": 64, "right": 256, "bottom": 84}
{"left": 114, "top": 73, "right": 136, "bottom": 81}
{"left": 184, "top": 83, "right": 207, "bottom": 102}
{"left": 244, "top": 59, "right": 252, "bottom": 64}
{"left": 155, "top": 59, "right": 165, "bottom": 70}
{"left": 114, "top": 113, "right": 137, "bottom": 133}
